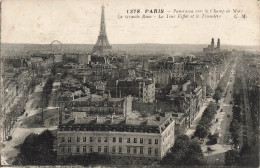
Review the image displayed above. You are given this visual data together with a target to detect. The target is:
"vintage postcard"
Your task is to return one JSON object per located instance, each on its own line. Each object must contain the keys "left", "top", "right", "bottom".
{"left": 0, "top": 0, "right": 259, "bottom": 167}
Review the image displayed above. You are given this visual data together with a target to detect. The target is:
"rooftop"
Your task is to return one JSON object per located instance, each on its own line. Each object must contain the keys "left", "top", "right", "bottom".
{"left": 70, "top": 94, "right": 125, "bottom": 103}
{"left": 59, "top": 113, "right": 174, "bottom": 134}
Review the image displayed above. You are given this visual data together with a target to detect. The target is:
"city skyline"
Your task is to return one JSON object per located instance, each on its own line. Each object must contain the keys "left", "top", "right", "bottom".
{"left": 1, "top": 0, "right": 260, "bottom": 166}
{"left": 1, "top": 0, "right": 259, "bottom": 46}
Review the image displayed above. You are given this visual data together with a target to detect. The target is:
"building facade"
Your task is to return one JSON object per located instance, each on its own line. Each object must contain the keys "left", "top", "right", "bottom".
{"left": 59, "top": 94, "right": 133, "bottom": 122}
{"left": 153, "top": 70, "right": 171, "bottom": 87}
{"left": 57, "top": 114, "right": 175, "bottom": 164}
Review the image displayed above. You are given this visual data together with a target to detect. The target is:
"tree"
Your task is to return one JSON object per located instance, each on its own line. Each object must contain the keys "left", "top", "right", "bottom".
{"left": 232, "top": 106, "right": 241, "bottom": 123}
{"left": 240, "top": 143, "right": 251, "bottom": 155}
{"left": 207, "top": 133, "right": 219, "bottom": 145}
{"left": 225, "top": 150, "right": 239, "bottom": 166}
{"left": 184, "top": 140, "right": 205, "bottom": 166}
{"left": 229, "top": 119, "right": 240, "bottom": 133}
{"left": 14, "top": 130, "right": 56, "bottom": 165}
{"left": 161, "top": 134, "right": 205, "bottom": 166}
{"left": 172, "top": 135, "right": 190, "bottom": 153}
{"left": 19, "top": 133, "right": 39, "bottom": 165}
{"left": 58, "top": 153, "right": 111, "bottom": 166}
{"left": 194, "top": 124, "right": 208, "bottom": 139}
{"left": 199, "top": 117, "right": 212, "bottom": 128}
{"left": 213, "top": 89, "right": 222, "bottom": 103}
{"left": 36, "top": 130, "right": 56, "bottom": 165}
{"left": 231, "top": 132, "right": 239, "bottom": 147}
{"left": 207, "top": 103, "right": 217, "bottom": 114}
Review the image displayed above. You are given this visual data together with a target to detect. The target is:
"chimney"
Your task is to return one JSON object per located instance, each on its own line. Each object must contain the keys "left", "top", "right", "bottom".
{"left": 108, "top": 90, "right": 111, "bottom": 98}
{"left": 156, "top": 114, "right": 160, "bottom": 121}
{"left": 96, "top": 115, "right": 99, "bottom": 123}
{"left": 111, "top": 115, "right": 114, "bottom": 123}
{"left": 74, "top": 115, "right": 78, "bottom": 123}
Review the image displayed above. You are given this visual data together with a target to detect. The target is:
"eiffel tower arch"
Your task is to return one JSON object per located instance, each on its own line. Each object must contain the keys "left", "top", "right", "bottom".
{"left": 92, "top": 5, "right": 112, "bottom": 55}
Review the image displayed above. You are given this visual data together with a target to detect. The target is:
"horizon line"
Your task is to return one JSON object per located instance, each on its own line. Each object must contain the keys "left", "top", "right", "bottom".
{"left": 1, "top": 42, "right": 259, "bottom": 47}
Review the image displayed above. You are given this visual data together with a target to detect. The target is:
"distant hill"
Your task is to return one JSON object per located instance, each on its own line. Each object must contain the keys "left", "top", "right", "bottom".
{"left": 1, "top": 43, "right": 259, "bottom": 57}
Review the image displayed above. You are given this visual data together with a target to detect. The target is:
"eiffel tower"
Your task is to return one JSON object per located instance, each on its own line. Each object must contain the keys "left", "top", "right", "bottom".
{"left": 93, "top": 5, "right": 112, "bottom": 54}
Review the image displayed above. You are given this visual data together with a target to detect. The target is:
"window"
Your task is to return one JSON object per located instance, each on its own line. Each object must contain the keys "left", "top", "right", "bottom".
{"left": 90, "top": 137, "right": 93, "bottom": 142}
{"left": 140, "top": 147, "right": 143, "bottom": 154}
{"left": 104, "top": 102, "right": 107, "bottom": 106}
{"left": 61, "top": 137, "right": 65, "bottom": 142}
{"left": 76, "top": 146, "right": 80, "bottom": 153}
{"left": 104, "top": 137, "right": 108, "bottom": 142}
{"left": 104, "top": 146, "right": 108, "bottom": 153}
{"left": 68, "top": 146, "right": 71, "bottom": 153}
{"left": 119, "top": 146, "right": 122, "bottom": 154}
{"left": 127, "top": 138, "right": 131, "bottom": 143}
{"left": 98, "top": 146, "right": 101, "bottom": 153}
{"left": 68, "top": 137, "right": 71, "bottom": 142}
{"left": 77, "top": 137, "right": 80, "bottom": 142}
{"left": 148, "top": 147, "right": 152, "bottom": 155}
{"left": 127, "top": 147, "right": 131, "bottom": 154}
{"left": 98, "top": 137, "right": 101, "bottom": 142}
{"left": 155, "top": 148, "right": 158, "bottom": 156}
{"left": 83, "top": 137, "right": 86, "bottom": 142}
{"left": 61, "top": 146, "right": 65, "bottom": 153}
{"left": 140, "top": 138, "right": 143, "bottom": 144}
{"left": 83, "top": 146, "right": 86, "bottom": 153}
{"left": 112, "top": 146, "right": 116, "bottom": 153}
{"left": 113, "top": 137, "right": 116, "bottom": 143}
{"left": 155, "top": 139, "right": 158, "bottom": 144}
{"left": 148, "top": 139, "right": 152, "bottom": 144}
{"left": 118, "top": 102, "right": 121, "bottom": 107}
{"left": 134, "top": 138, "right": 137, "bottom": 143}
{"left": 133, "top": 147, "right": 137, "bottom": 154}
{"left": 89, "top": 146, "right": 93, "bottom": 152}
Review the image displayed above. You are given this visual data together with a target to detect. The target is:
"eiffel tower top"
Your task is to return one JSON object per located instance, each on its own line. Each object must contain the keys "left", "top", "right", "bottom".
{"left": 92, "top": 5, "right": 112, "bottom": 54}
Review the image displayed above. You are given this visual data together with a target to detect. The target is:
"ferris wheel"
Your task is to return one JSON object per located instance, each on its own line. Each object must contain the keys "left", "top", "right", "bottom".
{"left": 50, "top": 40, "right": 62, "bottom": 54}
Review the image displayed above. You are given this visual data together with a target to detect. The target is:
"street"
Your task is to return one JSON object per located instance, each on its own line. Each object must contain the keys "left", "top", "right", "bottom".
{"left": 1, "top": 81, "right": 59, "bottom": 165}
{"left": 201, "top": 58, "right": 237, "bottom": 165}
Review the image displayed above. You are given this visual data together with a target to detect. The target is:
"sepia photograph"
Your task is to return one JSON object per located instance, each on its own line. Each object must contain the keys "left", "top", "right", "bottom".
{"left": 0, "top": 0, "right": 259, "bottom": 167}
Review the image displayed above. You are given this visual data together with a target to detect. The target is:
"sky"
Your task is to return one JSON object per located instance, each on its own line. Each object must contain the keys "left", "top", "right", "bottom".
{"left": 1, "top": 0, "right": 260, "bottom": 46}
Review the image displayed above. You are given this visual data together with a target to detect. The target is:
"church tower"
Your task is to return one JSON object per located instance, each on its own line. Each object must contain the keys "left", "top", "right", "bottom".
{"left": 217, "top": 38, "right": 220, "bottom": 50}
{"left": 211, "top": 38, "right": 214, "bottom": 51}
{"left": 92, "top": 5, "right": 112, "bottom": 54}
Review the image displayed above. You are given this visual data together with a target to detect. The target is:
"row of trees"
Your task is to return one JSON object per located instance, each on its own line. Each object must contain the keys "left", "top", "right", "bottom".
{"left": 213, "top": 59, "right": 235, "bottom": 103}
{"left": 229, "top": 102, "right": 241, "bottom": 148}
{"left": 229, "top": 73, "right": 243, "bottom": 148}
{"left": 225, "top": 56, "right": 248, "bottom": 167}
{"left": 213, "top": 86, "right": 223, "bottom": 103}
{"left": 57, "top": 153, "right": 111, "bottom": 166}
{"left": 225, "top": 58, "right": 243, "bottom": 167}
{"left": 40, "top": 64, "right": 63, "bottom": 107}
{"left": 161, "top": 135, "right": 205, "bottom": 166}
{"left": 41, "top": 77, "right": 54, "bottom": 107}
{"left": 193, "top": 103, "right": 217, "bottom": 139}
{"left": 232, "top": 56, "right": 259, "bottom": 167}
